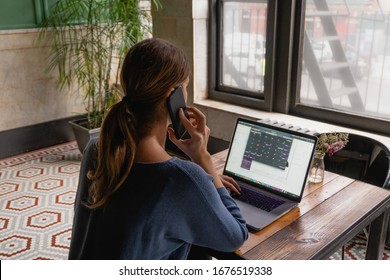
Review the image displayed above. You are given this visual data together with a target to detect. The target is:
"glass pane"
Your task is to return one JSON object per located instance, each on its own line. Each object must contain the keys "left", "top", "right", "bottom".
{"left": 222, "top": 1, "right": 267, "bottom": 94}
{"left": 301, "top": 0, "right": 390, "bottom": 121}
{"left": 0, "top": 0, "right": 40, "bottom": 29}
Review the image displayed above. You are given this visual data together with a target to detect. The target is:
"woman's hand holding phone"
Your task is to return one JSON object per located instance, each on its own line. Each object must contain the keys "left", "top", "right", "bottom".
{"left": 167, "top": 107, "right": 241, "bottom": 194}
{"left": 167, "top": 107, "right": 223, "bottom": 188}
{"left": 168, "top": 107, "right": 209, "bottom": 161}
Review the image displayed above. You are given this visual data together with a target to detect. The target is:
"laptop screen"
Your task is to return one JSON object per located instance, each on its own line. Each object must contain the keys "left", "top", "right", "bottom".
{"left": 224, "top": 119, "right": 317, "bottom": 200}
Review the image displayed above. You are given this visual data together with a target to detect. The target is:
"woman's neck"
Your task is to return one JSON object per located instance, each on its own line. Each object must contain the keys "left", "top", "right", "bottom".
{"left": 134, "top": 124, "right": 171, "bottom": 163}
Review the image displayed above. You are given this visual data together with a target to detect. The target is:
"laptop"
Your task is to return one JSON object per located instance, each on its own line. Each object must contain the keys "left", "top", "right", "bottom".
{"left": 224, "top": 118, "right": 318, "bottom": 230}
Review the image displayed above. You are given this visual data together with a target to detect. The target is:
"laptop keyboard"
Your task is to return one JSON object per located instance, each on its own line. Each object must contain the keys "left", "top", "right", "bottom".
{"left": 231, "top": 187, "right": 285, "bottom": 212}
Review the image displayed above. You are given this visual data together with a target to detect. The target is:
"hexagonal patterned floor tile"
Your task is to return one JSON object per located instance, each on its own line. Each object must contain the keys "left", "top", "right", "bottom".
{"left": 5, "top": 195, "right": 40, "bottom": 212}
{"left": 0, "top": 235, "right": 32, "bottom": 258}
{"left": 26, "top": 211, "right": 62, "bottom": 229}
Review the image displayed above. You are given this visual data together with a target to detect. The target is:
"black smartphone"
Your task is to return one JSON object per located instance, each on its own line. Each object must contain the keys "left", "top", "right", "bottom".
{"left": 167, "top": 86, "right": 190, "bottom": 139}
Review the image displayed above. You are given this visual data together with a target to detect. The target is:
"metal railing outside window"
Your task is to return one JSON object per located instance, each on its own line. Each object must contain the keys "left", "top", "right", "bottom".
{"left": 301, "top": 0, "right": 390, "bottom": 122}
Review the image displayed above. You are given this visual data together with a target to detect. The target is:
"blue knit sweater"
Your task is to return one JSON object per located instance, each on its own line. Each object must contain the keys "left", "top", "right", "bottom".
{"left": 68, "top": 139, "right": 248, "bottom": 259}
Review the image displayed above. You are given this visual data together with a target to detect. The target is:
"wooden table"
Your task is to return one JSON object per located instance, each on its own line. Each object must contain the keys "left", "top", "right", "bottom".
{"left": 211, "top": 150, "right": 390, "bottom": 260}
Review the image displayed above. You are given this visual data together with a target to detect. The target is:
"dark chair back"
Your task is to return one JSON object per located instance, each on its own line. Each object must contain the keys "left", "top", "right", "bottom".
{"left": 323, "top": 133, "right": 390, "bottom": 189}
{"left": 322, "top": 133, "right": 390, "bottom": 247}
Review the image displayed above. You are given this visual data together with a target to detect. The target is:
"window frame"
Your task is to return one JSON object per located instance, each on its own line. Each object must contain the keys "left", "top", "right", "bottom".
{"left": 208, "top": 0, "right": 278, "bottom": 111}
{"left": 209, "top": 0, "right": 390, "bottom": 137}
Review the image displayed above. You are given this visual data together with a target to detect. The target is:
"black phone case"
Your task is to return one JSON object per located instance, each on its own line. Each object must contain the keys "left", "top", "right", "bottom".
{"left": 167, "top": 86, "right": 189, "bottom": 139}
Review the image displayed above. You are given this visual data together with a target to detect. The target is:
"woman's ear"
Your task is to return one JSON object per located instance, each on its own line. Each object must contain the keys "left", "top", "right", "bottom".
{"left": 165, "top": 88, "right": 175, "bottom": 98}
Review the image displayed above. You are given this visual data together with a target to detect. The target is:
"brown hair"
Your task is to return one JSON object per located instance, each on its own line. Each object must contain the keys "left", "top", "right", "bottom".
{"left": 87, "top": 38, "right": 190, "bottom": 208}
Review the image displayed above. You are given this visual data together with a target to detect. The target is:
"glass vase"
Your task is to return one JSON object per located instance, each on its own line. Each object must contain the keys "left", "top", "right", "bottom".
{"left": 308, "top": 152, "right": 325, "bottom": 183}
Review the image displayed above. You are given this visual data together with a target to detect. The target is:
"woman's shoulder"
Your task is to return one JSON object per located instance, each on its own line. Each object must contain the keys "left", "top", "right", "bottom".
{"left": 167, "top": 157, "right": 213, "bottom": 185}
{"left": 84, "top": 138, "right": 98, "bottom": 154}
{"left": 168, "top": 157, "right": 205, "bottom": 173}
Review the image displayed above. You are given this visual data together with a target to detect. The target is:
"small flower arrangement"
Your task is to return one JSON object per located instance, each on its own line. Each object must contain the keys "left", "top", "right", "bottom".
{"left": 316, "top": 132, "right": 349, "bottom": 157}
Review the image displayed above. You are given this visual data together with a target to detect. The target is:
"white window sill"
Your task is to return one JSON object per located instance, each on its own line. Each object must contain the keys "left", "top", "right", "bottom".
{"left": 194, "top": 98, "right": 390, "bottom": 150}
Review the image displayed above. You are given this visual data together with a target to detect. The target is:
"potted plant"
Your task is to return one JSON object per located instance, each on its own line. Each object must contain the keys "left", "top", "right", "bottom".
{"left": 38, "top": 0, "right": 161, "bottom": 151}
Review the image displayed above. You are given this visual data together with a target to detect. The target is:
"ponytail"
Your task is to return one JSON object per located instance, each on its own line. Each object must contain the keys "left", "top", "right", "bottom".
{"left": 86, "top": 99, "right": 137, "bottom": 208}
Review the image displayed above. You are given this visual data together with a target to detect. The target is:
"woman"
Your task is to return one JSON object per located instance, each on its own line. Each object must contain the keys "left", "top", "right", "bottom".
{"left": 68, "top": 38, "right": 248, "bottom": 259}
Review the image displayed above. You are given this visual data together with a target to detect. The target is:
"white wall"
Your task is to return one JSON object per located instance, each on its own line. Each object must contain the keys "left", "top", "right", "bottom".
{"left": 0, "top": 29, "right": 85, "bottom": 131}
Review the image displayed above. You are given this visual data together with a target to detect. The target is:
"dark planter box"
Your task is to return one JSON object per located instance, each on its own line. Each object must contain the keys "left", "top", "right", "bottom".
{"left": 69, "top": 119, "right": 100, "bottom": 153}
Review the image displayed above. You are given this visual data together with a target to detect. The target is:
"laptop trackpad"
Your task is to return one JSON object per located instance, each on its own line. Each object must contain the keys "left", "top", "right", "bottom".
{"left": 235, "top": 199, "right": 296, "bottom": 231}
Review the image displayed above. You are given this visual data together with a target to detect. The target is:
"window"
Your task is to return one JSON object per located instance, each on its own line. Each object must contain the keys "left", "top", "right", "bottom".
{"left": 0, "top": 0, "right": 58, "bottom": 30}
{"left": 295, "top": 0, "right": 390, "bottom": 134}
{"left": 210, "top": 0, "right": 390, "bottom": 136}
{"left": 209, "top": 0, "right": 276, "bottom": 110}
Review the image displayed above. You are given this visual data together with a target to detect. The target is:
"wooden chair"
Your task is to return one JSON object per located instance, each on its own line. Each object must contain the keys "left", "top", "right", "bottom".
{"left": 322, "top": 133, "right": 390, "bottom": 256}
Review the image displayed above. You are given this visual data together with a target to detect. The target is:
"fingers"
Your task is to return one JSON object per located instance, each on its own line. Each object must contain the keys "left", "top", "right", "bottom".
{"left": 219, "top": 175, "right": 241, "bottom": 195}
{"left": 167, "top": 127, "right": 183, "bottom": 147}
{"left": 220, "top": 175, "right": 241, "bottom": 191}
{"left": 186, "top": 106, "right": 206, "bottom": 131}
{"left": 168, "top": 106, "right": 211, "bottom": 163}
{"left": 178, "top": 108, "right": 193, "bottom": 132}
{"left": 178, "top": 107, "right": 208, "bottom": 137}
